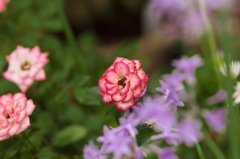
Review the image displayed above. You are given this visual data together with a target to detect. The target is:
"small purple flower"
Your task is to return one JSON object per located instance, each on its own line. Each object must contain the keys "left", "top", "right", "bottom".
{"left": 207, "top": 90, "right": 227, "bottom": 105}
{"left": 162, "top": 69, "right": 184, "bottom": 91}
{"left": 156, "top": 80, "right": 184, "bottom": 108}
{"left": 203, "top": 108, "right": 227, "bottom": 133}
{"left": 97, "top": 126, "right": 133, "bottom": 159}
{"left": 151, "top": 131, "right": 179, "bottom": 146}
{"left": 151, "top": 145, "right": 178, "bottom": 159}
{"left": 134, "top": 147, "right": 147, "bottom": 159}
{"left": 172, "top": 55, "right": 203, "bottom": 85}
{"left": 177, "top": 119, "right": 202, "bottom": 147}
{"left": 117, "top": 113, "right": 139, "bottom": 137}
{"left": 133, "top": 95, "right": 177, "bottom": 134}
{"left": 83, "top": 141, "right": 106, "bottom": 159}
{"left": 181, "top": 10, "right": 205, "bottom": 41}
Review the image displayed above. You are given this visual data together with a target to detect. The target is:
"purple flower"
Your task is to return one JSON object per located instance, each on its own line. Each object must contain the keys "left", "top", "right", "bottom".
{"left": 151, "top": 131, "right": 179, "bottom": 146}
{"left": 162, "top": 69, "right": 184, "bottom": 91}
{"left": 97, "top": 126, "right": 133, "bottom": 159}
{"left": 117, "top": 113, "right": 139, "bottom": 137}
{"left": 181, "top": 10, "right": 205, "bottom": 41}
{"left": 172, "top": 55, "right": 203, "bottom": 85}
{"left": 148, "top": 0, "right": 186, "bottom": 14}
{"left": 203, "top": 108, "right": 227, "bottom": 133}
{"left": 205, "top": 0, "right": 233, "bottom": 10}
{"left": 134, "top": 147, "right": 147, "bottom": 159}
{"left": 177, "top": 119, "right": 202, "bottom": 147}
{"left": 156, "top": 80, "right": 184, "bottom": 108}
{"left": 207, "top": 90, "right": 227, "bottom": 105}
{"left": 133, "top": 95, "right": 177, "bottom": 135}
{"left": 151, "top": 145, "right": 178, "bottom": 159}
{"left": 83, "top": 141, "right": 106, "bottom": 159}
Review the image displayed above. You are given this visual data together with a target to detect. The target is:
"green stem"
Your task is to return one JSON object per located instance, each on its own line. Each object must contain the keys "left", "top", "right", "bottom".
{"left": 223, "top": 48, "right": 240, "bottom": 159}
{"left": 203, "top": 130, "right": 226, "bottom": 159}
{"left": 199, "top": 0, "right": 219, "bottom": 72}
{"left": 196, "top": 142, "right": 206, "bottom": 159}
{"left": 55, "top": 0, "right": 86, "bottom": 72}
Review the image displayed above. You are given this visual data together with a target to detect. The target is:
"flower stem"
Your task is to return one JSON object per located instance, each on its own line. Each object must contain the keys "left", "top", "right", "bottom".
{"left": 198, "top": 0, "right": 219, "bottom": 72}
{"left": 55, "top": 0, "right": 86, "bottom": 72}
{"left": 196, "top": 142, "right": 206, "bottom": 159}
{"left": 223, "top": 46, "right": 240, "bottom": 159}
{"left": 203, "top": 130, "right": 226, "bottom": 159}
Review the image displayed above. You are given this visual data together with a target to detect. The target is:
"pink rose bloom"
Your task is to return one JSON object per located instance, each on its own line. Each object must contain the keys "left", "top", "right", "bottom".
{"left": 0, "top": 93, "right": 35, "bottom": 141}
{"left": 0, "top": 0, "right": 9, "bottom": 12}
{"left": 98, "top": 57, "right": 149, "bottom": 110}
{"left": 3, "top": 45, "right": 49, "bottom": 93}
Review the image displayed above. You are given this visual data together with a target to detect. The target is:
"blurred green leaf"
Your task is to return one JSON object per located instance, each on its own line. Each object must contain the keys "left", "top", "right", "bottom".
{"left": 105, "top": 104, "right": 116, "bottom": 117}
{"left": 136, "top": 126, "right": 156, "bottom": 146}
{"left": 53, "top": 125, "right": 87, "bottom": 147}
{"left": 36, "top": 147, "right": 56, "bottom": 159}
{"left": 68, "top": 74, "right": 90, "bottom": 88}
{"left": 63, "top": 106, "right": 84, "bottom": 123}
{"left": 74, "top": 87, "right": 101, "bottom": 106}
{"left": 86, "top": 115, "right": 103, "bottom": 131}
{"left": 36, "top": 112, "right": 55, "bottom": 135}
{"left": 5, "top": 141, "right": 21, "bottom": 159}
{"left": 42, "top": 18, "right": 62, "bottom": 32}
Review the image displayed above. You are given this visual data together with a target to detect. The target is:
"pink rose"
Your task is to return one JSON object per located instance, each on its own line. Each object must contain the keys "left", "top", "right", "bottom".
{"left": 0, "top": 0, "right": 9, "bottom": 12}
{"left": 0, "top": 93, "right": 35, "bottom": 141}
{"left": 2, "top": 45, "right": 49, "bottom": 93}
{"left": 98, "top": 57, "right": 149, "bottom": 110}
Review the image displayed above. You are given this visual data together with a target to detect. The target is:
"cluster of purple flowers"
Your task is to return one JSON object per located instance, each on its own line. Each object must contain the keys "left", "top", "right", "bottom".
{"left": 83, "top": 55, "right": 227, "bottom": 159}
{"left": 143, "top": 0, "right": 233, "bottom": 42}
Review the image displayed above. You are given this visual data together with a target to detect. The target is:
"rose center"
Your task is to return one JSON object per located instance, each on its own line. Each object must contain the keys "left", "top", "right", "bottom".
{"left": 118, "top": 76, "right": 127, "bottom": 88}
{"left": 6, "top": 114, "right": 10, "bottom": 119}
{"left": 21, "top": 61, "right": 32, "bottom": 71}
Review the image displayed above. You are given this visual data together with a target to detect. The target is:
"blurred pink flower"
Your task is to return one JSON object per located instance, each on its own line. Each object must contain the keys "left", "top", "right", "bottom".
{"left": 98, "top": 57, "right": 149, "bottom": 110}
{"left": 3, "top": 46, "right": 49, "bottom": 93}
{"left": 0, "top": 93, "right": 35, "bottom": 141}
{"left": 0, "top": 0, "right": 9, "bottom": 12}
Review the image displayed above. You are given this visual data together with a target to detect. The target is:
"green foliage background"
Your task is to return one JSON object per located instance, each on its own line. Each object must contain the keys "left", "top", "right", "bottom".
{"left": 0, "top": 0, "right": 239, "bottom": 159}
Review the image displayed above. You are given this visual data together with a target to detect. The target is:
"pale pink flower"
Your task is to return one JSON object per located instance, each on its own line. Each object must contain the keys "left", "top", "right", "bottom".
{"left": 0, "top": 93, "right": 35, "bottom": 141}
{"left": 3, "top": 46, "right": 49, "bottom": 93}
{"left": 98, "top": 57, "right": 149, "bottom": 110}
{"left": 0, "top": 0, "right": 9, "bottom": 12}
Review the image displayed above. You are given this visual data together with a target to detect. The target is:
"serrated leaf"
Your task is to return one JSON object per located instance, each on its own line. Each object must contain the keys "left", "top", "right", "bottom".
{"left": 5, "top": 141, "right": 21, "bottom": 158}
{"left": 53, "top": 125, "right": 87, "bottom": 147}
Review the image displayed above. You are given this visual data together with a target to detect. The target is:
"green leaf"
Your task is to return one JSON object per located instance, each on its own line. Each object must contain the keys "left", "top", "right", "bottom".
{"left": 105, "top": 104, "right": 116, "bottom": 117}
{"left": 42, "top": 18, "right": 62, "bottom": 32}
{"left": 136, "top": 126, "right": 156, "bottom": 146}
{"left": 74, "top": 87, "right": 101, "bottom": 106}
{"left": 36, "top": 147, "right": 56, "bottom": 159}
{"left": 63, "top": 106, "right": 84, "bottom": 123}
{"left": 5, "top": 141, "right": 21, "bottom": 159}
{"left": 53, "top": 125, "right": 87, "bottom": 147}
{"left": 114, "top": 109, "right": 123, "bottom": 125}
{"left": 68, "top": 74, "right": 90, "bottom": 88}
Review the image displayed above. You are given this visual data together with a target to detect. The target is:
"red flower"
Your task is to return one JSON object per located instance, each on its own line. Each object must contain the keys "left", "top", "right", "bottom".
{"left": 98, "top": 57, "right": 149, "bottom": 110}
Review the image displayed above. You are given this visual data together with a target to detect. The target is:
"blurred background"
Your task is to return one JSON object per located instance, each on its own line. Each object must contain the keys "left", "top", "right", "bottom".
{"left": 0, "top": 0, "right": 240, "bottom": 158}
